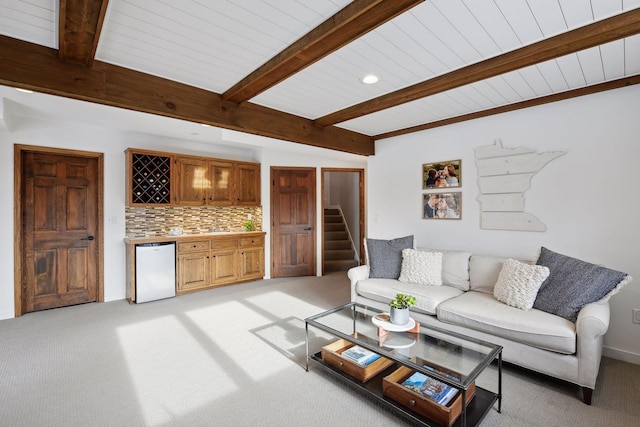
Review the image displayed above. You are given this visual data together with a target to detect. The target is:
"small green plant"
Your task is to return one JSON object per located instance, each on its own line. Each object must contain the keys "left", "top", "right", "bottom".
{"left": 389, "top": 293, "right": 416, "bottom": 309}
{"left": 243, "top": 220, "right": 255, "bottom": 231}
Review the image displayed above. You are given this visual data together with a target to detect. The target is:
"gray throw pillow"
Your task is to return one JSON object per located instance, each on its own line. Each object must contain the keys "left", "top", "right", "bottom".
{"left": 366, "top": 236, "right": 414, "bottom": 279}
{"left": 533, "top": 247, "right": 627, "bottom": 322}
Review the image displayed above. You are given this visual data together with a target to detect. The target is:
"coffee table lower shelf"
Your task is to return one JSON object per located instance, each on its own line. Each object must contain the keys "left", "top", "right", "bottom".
{"left": 309, "top": 352, "right": 497, "bottom": 427}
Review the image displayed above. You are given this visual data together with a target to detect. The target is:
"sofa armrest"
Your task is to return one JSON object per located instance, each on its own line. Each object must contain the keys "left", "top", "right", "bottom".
{"left": 347, "top": 265, "right": 369, "bottom": 302}
{"left": 576, "top": 301, "right": 610, "bottom": 337}
{"left": 575, "top": 301, "right": 610, "bottom": 389}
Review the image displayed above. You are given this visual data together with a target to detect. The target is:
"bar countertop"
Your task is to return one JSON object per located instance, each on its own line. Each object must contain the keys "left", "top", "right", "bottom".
{"left": 124, "top": 231, "right": 265, "bottom": 244}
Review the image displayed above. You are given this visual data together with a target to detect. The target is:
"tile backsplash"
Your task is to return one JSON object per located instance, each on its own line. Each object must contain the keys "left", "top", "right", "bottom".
{"left": 125, "top": 206, "right": 262, "bottom": 237}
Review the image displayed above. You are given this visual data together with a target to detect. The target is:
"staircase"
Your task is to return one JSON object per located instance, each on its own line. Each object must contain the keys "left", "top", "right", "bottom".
{"left": 323, "top": 208, "right": 358, "bottom": 272}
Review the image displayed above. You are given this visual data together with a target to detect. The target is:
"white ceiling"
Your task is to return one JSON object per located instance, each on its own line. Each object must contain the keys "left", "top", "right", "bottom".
{"left": 1, "top": 0, "right": 640, "bottom": 140}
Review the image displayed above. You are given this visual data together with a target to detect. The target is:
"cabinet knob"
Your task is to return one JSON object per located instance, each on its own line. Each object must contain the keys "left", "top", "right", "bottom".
{"left": 338, "top": 362, "right": 343, "bottom": 367}
{"left": 409, "top": 400, "right": 416, "bottom": 406}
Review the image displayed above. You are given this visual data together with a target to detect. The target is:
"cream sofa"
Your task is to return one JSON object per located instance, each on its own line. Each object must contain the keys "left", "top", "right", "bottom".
{"left": 348, "top": 248, "right": 630, "bottom": 405}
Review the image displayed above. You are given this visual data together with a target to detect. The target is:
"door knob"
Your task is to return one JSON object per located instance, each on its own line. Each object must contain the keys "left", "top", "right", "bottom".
{"left": 81, "top": 235, "right": 95, "bottom": 241}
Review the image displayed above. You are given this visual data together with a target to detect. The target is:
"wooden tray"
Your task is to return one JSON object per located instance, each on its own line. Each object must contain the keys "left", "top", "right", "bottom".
{"left": 382, "top": 365, "right": 476, "bottom": 427}
{"left": 321, "top": 339, "right": 394, "bottom": 382}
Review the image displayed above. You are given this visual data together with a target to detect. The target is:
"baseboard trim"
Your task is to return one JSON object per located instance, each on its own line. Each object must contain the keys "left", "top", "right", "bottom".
{"left": 0, "top": 310, "right": 15, "bottom": 320}
{"left": 603, "top": 346, "right": 640, "bottom": 365}
{"left": 104, "top": 293, "right": 126, "bottom": 302}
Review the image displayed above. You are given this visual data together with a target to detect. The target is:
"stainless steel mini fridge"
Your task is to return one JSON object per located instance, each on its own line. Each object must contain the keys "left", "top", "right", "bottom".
{"left": 135, "top": 242, "right": 176, "bottom": 303}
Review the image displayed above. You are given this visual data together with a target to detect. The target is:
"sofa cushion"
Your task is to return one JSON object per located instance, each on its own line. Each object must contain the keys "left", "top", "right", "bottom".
{"left": 596, "top": 274, "right": 633, "bottom": 304}
{"left": 469, "top": 255, "right": 509, "bottom": 294}
{"left": 534, "top": 247, "right": 629, "bottom": 322}
{"left": 356, "top": 278, "right": 463, "bottom": 315}
{"left": 366, "top": 236, "right": 414, "bottom": 279}
{"left": 418, "top": 249, "right": 471, "bottom": 291}
{"left": 398, "top": 249, "right": 443, "bottom": 286}
{"left": 437, "top": 292, "right": 576, "bottom": 354}
{"left": 493, "top": 259, "right": 550, "bottom": 310}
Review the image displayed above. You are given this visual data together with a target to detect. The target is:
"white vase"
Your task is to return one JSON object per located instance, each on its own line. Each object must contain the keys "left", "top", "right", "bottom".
{"left": 390, "top": 307, "right": 410, "bottom": 325}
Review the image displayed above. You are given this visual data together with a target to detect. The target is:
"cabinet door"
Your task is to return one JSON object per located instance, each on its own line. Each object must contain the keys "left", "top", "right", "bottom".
{"left": 209, "top": 161, "right": 234, "bottom": 206}
{"left": 235, "top": 162, "right": 261, "bottom": 206}
{"left": 211, "top": 249, "right": 239, "bottom": 284}
{"left": 176, "top": 157, "right": 208, "bottom": 205}
{"left": 240, "top": 246, "right": 264, "bottom": 280}
{"left": 177, "top": 251, "right": 210, "bottom": 291}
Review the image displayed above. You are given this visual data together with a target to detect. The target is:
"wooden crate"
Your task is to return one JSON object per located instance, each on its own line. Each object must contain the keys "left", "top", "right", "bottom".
{"left": 321, "top": 339, "right": 394, "bottom": 382}
{"left": 382, "top": 365, "right": 476, "bottom": 427}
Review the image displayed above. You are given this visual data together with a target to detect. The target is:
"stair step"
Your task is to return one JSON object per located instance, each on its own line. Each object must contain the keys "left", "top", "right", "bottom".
{"left": 324, "top": 249, "right": 355, "bottom": 260}
{"left": 324, "top": 231, "right": 348, "bottom": 240}
{"left": 324, "top": 215, "right": 342, "bottom": 224}
{"left": 324, "top": 259, "right": 359, "bottom": 272}
{"left": 324, "top": 223, "right": 346, "bottom": 232}
{"left": 323, "top": 209, "right": 357, "bottom": 272}
{"left": 324, "top": 240, "right": 351, "bottom": 250}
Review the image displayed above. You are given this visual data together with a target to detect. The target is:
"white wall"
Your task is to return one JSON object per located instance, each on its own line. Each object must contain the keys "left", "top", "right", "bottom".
{"left": 367, "top": 85, "right": 640, "bottom": 364}
{"left": 0, "top": 118, "right": 366, "bottom": 320}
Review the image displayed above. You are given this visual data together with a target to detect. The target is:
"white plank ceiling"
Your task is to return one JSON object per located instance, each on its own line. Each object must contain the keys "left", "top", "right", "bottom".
{"left": 1, "top": 0, "right": 639, "bottom": 139}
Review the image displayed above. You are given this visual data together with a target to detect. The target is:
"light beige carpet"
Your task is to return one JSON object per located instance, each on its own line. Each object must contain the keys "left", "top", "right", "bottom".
{"left": 0, "top": 272, "right": 637, "bottom": 426}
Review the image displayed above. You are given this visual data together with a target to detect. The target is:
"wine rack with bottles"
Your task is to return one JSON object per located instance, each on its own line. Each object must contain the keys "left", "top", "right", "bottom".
{"left": 127, "top": 149, "right": 173, "bottom": 205}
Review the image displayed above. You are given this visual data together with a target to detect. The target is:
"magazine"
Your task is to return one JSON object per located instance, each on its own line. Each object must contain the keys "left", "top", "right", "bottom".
{"left": 402, "top": 370, "right": 459, "bottom": 406}
{"left": 341, "top": 345, "right": 381, "bottom": 366}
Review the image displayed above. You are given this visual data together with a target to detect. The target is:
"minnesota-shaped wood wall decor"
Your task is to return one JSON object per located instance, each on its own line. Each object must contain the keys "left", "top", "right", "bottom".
{"left": 475, "top": 140, "right": 565, "bottom": 231}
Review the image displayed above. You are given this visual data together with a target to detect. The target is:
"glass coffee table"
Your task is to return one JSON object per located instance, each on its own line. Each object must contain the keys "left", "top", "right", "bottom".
{"left": 305, "top": 303, "right": 502, "bottom": 427}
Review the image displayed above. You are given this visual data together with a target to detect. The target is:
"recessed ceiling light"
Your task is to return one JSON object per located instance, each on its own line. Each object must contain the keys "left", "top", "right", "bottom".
{"left": 360, "top": 74, "right": 380, "bottom": 85}
{"left": 200, "top": 124, "right": 211, "bottom": 127}
{"left": 15, "top": 88, "right": 33, "bottom": 94}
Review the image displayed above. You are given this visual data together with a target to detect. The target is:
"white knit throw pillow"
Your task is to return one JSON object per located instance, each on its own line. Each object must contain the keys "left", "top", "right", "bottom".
{"left": 494, "top": 258, "right": 550, "bottom": 310}
{"left": 398, "top": 249, "right": 443, "bottom": 286}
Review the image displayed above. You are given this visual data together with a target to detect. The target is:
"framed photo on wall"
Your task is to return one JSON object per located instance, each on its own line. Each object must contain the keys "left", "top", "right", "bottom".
{"left": 423, "top": 160, "right": 461, "bottom": 189}
{"left": 423, "top": 192, "right": 462, "bottom": 220}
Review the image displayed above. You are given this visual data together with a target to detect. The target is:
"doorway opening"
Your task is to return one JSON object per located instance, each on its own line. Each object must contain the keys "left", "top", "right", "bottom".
{"left": 321, "top": 168, "right": 365, "bottom": 274}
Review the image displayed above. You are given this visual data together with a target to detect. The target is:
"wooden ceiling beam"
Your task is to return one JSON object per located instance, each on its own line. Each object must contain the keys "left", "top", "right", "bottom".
{"left": 58, "top": 0, "right": 109, "bottom": 66}
{"left": 375, "top": 75, "right": 640, "bottom": 140}
{"left": 315, "top": 8, "right": 640, "bottom": 127}
{"left": 0, "top": 35, "right": 374, "bottom": 156}
{"left": 222, "top": 0, "right": 423, "bottom": 104}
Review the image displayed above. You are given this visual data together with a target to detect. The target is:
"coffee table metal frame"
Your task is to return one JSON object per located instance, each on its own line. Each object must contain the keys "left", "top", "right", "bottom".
{"left": 305, "top": 303, "right": 502, "bottom": 427}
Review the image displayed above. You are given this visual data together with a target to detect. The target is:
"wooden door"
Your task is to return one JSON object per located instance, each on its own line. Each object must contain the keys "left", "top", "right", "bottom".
{"left": 235, "top": 162, "right": 260, "bottom": 206}
{"left": 209, "top": 160, "right": 234, "bottom": 206}
{"left": 177, "top": 252, "right": 210, "bottom": 291}
{"left": 211, "top": 249, "right": 239, "bottom": 284}
{"left": 22, "top": 151, "right": 99, "bottom": 313}
{"left": 271, "top": 168, "right": 315, "bottom": 277}
{"left": 240, "top": 247, "right": 264, "bottom": 280}
{"left": 176, "top": 157, "right": 207, "bottom": 205}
